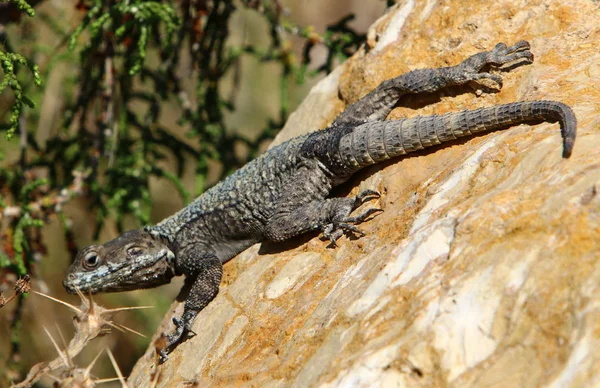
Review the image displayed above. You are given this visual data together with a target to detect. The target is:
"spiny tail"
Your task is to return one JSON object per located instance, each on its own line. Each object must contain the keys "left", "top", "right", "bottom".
{"left": 338, "top": 100, "right": 576, "bottom": 171}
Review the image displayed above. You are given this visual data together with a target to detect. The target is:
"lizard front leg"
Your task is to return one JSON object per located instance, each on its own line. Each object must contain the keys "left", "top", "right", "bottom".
{"left": 160, "top": 247, "right": 223, "bottom": 363}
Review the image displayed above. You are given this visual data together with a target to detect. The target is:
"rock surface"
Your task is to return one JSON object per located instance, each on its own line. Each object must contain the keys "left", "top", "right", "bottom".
{"left": 128, "top": 0, "right": 600, "bottom": 386}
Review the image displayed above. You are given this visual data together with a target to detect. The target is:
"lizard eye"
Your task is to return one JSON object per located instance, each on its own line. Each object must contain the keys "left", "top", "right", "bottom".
{"left": 82, "top": 252, "right": 100, "bottom": 269}
{"left": 126, "top": 247, "right": 144, "bottom": 259}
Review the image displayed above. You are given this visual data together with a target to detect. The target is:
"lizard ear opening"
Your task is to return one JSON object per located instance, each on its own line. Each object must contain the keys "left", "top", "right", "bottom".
{"left": 126, "top": 246, "right": 144, "bottom": 259}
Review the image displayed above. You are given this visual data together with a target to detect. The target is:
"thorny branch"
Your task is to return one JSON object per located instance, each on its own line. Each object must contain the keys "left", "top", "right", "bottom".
{"left": 10, "top": 286, "right": 148, "bottom": 387}
{"left": 0, "top": 274, "right": 31, "bottom": 308}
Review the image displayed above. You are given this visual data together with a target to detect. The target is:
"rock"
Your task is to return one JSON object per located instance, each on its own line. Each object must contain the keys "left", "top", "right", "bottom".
{"left": 128, "top": 0, "right": 600, "bottom": 386}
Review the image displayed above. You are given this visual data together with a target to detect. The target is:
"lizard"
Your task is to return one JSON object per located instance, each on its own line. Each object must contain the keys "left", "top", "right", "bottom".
{"left": 63, "top": 41, "right": 577, "bottom": 363}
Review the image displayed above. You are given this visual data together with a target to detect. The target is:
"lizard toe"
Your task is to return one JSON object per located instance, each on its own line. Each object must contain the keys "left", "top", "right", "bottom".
{"left": 354, "top": 189, "right": 381, "bottom": 207}
{"left": 338, "top": 223, "right": 365, "bottom": 236}
{"left": 159, "top": 350, "right": 169, "bottom": 364}
{"left": 467, "top": 72, "right": 504, "bottom": 88}
{"left": 344, "top": 207, "right": 384, "bottom": 224}
{"left": 505, "top": 40, "right": 530, "bottom": 54}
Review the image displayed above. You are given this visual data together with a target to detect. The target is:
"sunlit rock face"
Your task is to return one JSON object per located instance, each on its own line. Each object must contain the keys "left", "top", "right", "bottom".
{"left": 128, "top": 0, "right": 600, "bottom": 386}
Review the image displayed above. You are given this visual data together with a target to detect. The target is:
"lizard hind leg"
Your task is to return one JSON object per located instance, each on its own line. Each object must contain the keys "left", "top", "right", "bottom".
{"left": 263, "top": 159, "right": 382, "bottom": 245}
{"left": 264, "top": 189, "right": 382, "bottom": 246}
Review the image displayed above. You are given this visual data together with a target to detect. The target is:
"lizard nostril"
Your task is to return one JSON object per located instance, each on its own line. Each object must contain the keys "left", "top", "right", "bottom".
{"left": 68, "top": 274, "right": 76, "bottom": 280}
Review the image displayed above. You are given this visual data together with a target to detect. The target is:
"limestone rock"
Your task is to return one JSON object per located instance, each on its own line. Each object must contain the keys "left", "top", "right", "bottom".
{"left": 128, "top": 0, "right": 600, "bottom": 386}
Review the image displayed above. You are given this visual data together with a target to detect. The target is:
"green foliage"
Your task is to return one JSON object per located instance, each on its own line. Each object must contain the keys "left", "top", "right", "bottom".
{"left": 0, "top": 252, "right": 10, "bottom": 268}
{"left": 13, "top": 213, "right": 43, "bottom": 274}
{"left": 291, "top": 14, "right": 366, "bottom": 76}
{"left": 0, "top": 46, "right": 41, "bottom": 140}
{"left": 7, "top": 0, "right": 35, "bottom": 17}
{"left": 68, "top": 0, "right": 179, "bottom": 75}
{"left": 0, "top": 172, "right": 47, "bottom": 275}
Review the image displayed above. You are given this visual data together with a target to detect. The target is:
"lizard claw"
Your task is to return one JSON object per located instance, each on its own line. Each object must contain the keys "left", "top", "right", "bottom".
{"left": 158, "top": 326, "right": 194, "bottom": 363}
{"left": 504, "top": 40, "right": 531, "bottom": 54}
{"left": 338, "top": 223, "right": 365, "bottom": 236}
{"left": 158, "top": 312, "right": 197, "bottom": 363}
{"left": 159, "top": 350, "right": 169, "bottom": 363}
{"left": 354, "top": 189, "right": 381, "bottom": 206}
{"left": 158, "top": 326, "right": 184, "bottom": 364}
{"left": 321, "top": 225, "right": 343, "bottom": 247}
{"left": 344, "top": 208, "right": 384, "bottom": 224}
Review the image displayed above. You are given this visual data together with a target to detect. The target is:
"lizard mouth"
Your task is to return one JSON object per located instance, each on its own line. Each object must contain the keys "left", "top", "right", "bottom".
{"left": 63, "top": 249, "right": 175, "bottom": 294}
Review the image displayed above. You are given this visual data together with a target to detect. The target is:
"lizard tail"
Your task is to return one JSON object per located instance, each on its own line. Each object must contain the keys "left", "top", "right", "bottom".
{"left": 337, "top": 100, "right": 576, "bottom": 171}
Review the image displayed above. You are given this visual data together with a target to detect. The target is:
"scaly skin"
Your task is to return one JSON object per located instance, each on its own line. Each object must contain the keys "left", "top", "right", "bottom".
{"left": 63, "top": 41, "right": 577, "bottom": 362}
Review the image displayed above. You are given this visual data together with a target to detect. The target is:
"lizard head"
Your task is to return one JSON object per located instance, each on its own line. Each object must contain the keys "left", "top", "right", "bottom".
{"left": 63, "top": 229, "right": 177, "bottom": 294}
